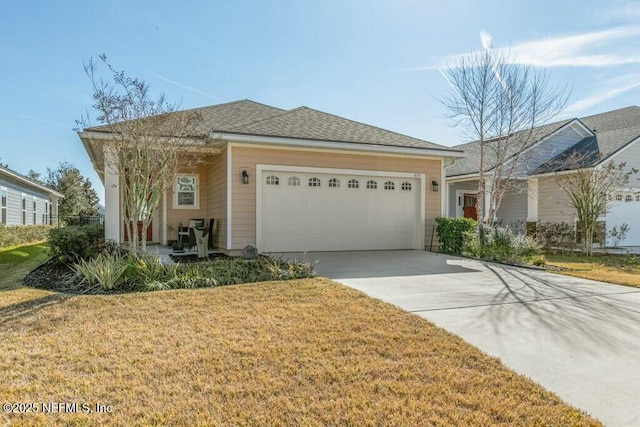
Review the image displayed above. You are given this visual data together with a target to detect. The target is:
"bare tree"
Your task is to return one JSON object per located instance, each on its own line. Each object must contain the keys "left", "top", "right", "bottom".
{"left": 441, "top": 48, "right": 569, "bottom": 225}
{"left": 79, "top": 55, "right": 209, "bottom": 253}
{"left": 555, "top": 158, "right": 637, "bottom": 256}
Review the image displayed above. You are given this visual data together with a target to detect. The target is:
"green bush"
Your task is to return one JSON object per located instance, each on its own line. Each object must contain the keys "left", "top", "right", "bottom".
{"left": 73, "top": 250, "right": 317, "bottom": 293}
{"left": 463, "top": 224, "right": 541, "bottom": 265}
{"left": 49, "top": 224, "right": 105, "bottom": 263}
{"left": 174, "top": 256, "right": 317, "bottom": 288}
{"left": 0, "top": 224, "right": 52, "bottom": 248}
{"left": 74, "top": 252, "right": 128, "bottom": 290}
{"left": 435, "top": 217, "right": 477, "bottom": 254}
{"left": 122, "top": 252, "right": 179, "bottom": 286}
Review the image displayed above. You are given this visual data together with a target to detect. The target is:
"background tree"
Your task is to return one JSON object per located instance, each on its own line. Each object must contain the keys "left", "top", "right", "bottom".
{"left": 26, "top": 169, "right": 45, "bottom": 185}
{"left": 441, "top": 47, "right": 569, "bottom": 225}
{"left": 0, "top": 158, "right": 8, "bottom": 168}
{"left": 79, "top": 55, "right": 208, "bottom": 252}
{"left": 555, "top": 158, "right": 638, "bottom": 256}
{"left": 46, "top": 162, "right": 100, "bottom": 219}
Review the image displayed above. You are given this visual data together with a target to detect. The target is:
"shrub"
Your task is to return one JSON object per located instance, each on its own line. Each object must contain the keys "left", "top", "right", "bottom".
{"left": 73, "top": 250, "right": 317, "bottom": 293}
{"left": 49, "top": 224, "right": 105, "bottom": 263}
{"left": 536, "top": 221, "right": 575, "bottom": 253}
{"left": 74, "top": 252, "right": 128, "bottom": 290}
{"left": 122, "top": 252, "right": 179, "bottom": 286}
{"left": 435, "top": 217, "right": 477, "bottom": 254}
{"left": 0, "top": 224, "right": 52, "bottom": 248}
{"left": 463, "top": 224, "right": 541, "bottom": 265}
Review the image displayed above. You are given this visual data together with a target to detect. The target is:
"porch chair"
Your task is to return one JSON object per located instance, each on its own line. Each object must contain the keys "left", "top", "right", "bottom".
{"left": 178, "top": 218, "right": 205, "bottom": 251}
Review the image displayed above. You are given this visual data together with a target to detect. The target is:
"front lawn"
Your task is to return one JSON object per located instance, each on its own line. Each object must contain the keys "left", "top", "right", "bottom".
{"left": 546, "top": 254, "right": 640, "bottom": 288}
{"left": 1, "top": 279, "right": 598, "bottom": 426}
{"left": 0, "top": 243, "right": 50, "bottom": 291}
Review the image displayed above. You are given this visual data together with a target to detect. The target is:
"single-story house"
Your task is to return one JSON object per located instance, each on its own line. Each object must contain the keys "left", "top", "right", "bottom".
{"left": 79, "top": 99, "right": 464, "bottom": 254}
{"left": 0, "top": 165, "right": 62, "bottom": 226}
{"left": 445, "top": 106, "right": 640, "bottom": 246}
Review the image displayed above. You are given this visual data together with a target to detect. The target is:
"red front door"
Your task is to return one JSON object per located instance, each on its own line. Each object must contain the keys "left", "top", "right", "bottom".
{"left": 462, "top": 194, "right": 478, "bottom": 220}
{"left": 124, "top": 221, "right": 153, "bottom": 241}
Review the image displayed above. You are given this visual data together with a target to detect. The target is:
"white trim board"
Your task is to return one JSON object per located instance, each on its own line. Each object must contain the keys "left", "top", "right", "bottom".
{"left": 221, "top": 134, "right": 464, "bottom": 159}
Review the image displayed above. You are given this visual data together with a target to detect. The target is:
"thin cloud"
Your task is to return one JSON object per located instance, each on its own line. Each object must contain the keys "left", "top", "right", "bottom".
{"left": 415, "top": 26, "right": 640, "bottom": 71}
{"left": 601, "top": 1, "right": 640, "bottom": 23}
{"left": 153, "top": 74, "right": 220, "bottom": 100}
{"left": 565, "top": 75, "right": 640, "bottom": 115}
{"left": 15, "top": 114, "right": 70, "bottom": 129}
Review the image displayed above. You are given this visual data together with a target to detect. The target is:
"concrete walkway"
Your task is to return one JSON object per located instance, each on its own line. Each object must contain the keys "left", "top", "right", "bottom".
{"left": 295, "top": 250, "right": 640, "bottom": 427}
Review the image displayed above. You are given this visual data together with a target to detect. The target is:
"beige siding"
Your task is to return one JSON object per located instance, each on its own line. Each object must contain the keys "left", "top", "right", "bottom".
{"left": 538, "top": 176, "right": 576, "bottom": 223}
{"left": 165, "top": 162, "right": 210, "bottom": 244}
{"left": 206, "top": 147, "right": 227, "bottom": 249}
{"left": 231, "top": 144, "right": 442, "bottom": 250}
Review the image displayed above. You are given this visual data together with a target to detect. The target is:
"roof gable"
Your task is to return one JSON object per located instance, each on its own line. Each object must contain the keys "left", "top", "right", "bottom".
{"left": 530, "top": 136, "right": 599, "bottom": 175}
{"left": 446, "top": 106, "right": 640, "bottom": 178}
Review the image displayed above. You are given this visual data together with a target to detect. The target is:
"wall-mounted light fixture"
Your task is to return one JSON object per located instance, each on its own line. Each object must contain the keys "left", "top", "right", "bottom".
{"left": 242, "top": 170, "right": 249, "bottom": 184}
{"left": 431, "top": 179, "right": 439, "bottom": 192}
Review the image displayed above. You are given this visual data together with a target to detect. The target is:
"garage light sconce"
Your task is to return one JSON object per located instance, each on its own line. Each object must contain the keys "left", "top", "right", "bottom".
{"left": 431, "top": 180, "right": 439, "bottom": 192}
{"left": 242, "top": 170, "right": 249, "bottom": 184}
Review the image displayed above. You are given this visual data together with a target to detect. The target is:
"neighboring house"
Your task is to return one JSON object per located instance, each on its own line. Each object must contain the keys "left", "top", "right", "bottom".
{"left": 0, "top": 165, "right": 63, "bottom": 226}
{"left": 79, "top": 99, "right": 464, "bottom": 254}
{"left": 445, "top": 106, "right": 640, "bottom": 246}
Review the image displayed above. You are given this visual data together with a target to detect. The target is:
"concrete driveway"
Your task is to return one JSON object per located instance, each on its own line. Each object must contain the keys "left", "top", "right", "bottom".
{"left": 293, "top": 250, "right": 640, "bottom": 426}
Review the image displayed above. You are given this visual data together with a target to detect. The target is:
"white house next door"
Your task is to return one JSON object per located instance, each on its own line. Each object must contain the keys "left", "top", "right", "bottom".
{"left": 258, "top": 166, "right": 423, "bottom": 252}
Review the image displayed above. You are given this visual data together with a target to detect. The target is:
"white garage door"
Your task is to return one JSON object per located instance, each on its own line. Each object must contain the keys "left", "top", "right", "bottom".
{"left": 606, "top": 200, "right": 640, "bottom": 246}
{"left": 258, "top": 168, "right": 422, "bottom": 252}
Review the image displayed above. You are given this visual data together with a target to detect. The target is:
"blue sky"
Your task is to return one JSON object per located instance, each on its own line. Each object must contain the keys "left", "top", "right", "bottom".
{"left": 2, "top": 0, "right": 639, "bottom": 204}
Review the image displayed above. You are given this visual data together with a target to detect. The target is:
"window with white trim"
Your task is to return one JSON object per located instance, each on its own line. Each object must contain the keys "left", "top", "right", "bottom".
{"left": 384, "top": 181, "right": 395, "bottom": 190}
{"left": 328, "top": 178, "right": 340, "bottom": 188}
{"left": 33, "top": 197, "right": 37, "bottom": 225}
{"left": 615, "top": 194, "right": 623, "bottom": 201}
{"left": 625, "top": 194, "right": 633, "bottom": 202}
{"left": 266, "top": 175, "right": 280, "bottom": 185}
{"left": 174, "top": 175, "right": 199, "bottom": 209}
{"left": 21, "top": 194, "right": 27, "bottom": 225}
{"left": 366, "top": 180, "right": 377, "bottom": 189}
{"left": 308, "top": 177, "right": 321, "bottom": 187}
{"left": 288, "top": 176, "right": 300, "bottom": 186}
{"left": 347, "top": 179, "right": 359, "bottom": 189}
{"left": 636, "top": 195, "right": 640, "bottom": 202}
{"left": 0, "top": 187, "right": 6, "bottom": 225}
{"left": 44, "top": 200, "right": 49, "bottom": 225}
{"left": 401, "top": 182, "right": 412, "bottom": 191}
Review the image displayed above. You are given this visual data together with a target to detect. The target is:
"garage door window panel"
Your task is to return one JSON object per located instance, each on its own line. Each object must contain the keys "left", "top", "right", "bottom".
{"left": 308, "top": 177, "right": 321, "bottom": 187}
{"left": 328, "top": 178, "right": 340, "bottom": 188}
{"left": 348, "top": 179, "right": 359, "bottom": 189}
{"left": 366, "top": 180, "right": 378, "bottom": 190}
{"left": 266, "top": 175, "right": 280, "bottom": 185}
{"left": 288, "top": 176, "right": 300, "bottom": 186}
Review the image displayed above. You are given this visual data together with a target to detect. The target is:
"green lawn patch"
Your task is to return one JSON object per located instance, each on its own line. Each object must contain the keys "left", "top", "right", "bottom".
{"left": 546, "top": 254, "right": 640, "bottom": 288}
{"left": 0, "top": 243, "right": 50, "bottom": 291}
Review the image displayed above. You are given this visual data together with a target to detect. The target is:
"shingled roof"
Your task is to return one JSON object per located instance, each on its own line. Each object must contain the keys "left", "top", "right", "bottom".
{"left": 446, "top": 106, "right": 640, "bottom": 177}
{"left": 87, "top": 99, "right": 457, "bottom": 153}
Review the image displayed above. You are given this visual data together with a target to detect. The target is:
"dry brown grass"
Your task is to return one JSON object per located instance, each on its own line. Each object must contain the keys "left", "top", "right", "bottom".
{"left": 547, "top": 254, "right": 640, "bottom": 288}
{"left": 1, "top": 279, "right": 599, "bottom": 426}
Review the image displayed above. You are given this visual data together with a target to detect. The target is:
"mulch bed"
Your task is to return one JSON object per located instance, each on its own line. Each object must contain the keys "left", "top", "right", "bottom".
{"left": 168, "top": 253, "right": 231, "bottom": 263}
{"left": 23, "top": 259, "right": 137, "bottom": 295}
